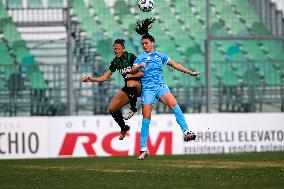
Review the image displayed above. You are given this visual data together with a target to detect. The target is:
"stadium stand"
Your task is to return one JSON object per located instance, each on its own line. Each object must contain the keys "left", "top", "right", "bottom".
{"left": 0, "top": 0, "right": 283, "bottom": 115}
{"left": 0, "top": 0, "right": 53, "bottom": 115}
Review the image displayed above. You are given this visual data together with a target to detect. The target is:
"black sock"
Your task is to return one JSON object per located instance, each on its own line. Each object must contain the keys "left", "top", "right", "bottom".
{"left": 127, "top": 87, "right": 138, "bottom": 112}
{"left": 110, "top": 111, "right": 125, "bottom": 129}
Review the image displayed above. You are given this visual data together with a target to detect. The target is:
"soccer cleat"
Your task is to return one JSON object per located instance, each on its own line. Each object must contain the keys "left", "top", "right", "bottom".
{"left": 137, "top": 151, "right": 148, "bottom": 160}
{"left": 119, "top": 125, "right": 130, "bottom": 140}
{"left": 184, "top": 131, "right": 196, "bottom": 142}
{"left": 123, "top": 109, "right": 136, "bottom": 120}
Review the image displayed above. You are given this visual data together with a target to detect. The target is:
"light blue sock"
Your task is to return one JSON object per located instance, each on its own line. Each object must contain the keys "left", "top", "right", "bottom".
{"left": 172, "top": 105, "right": 189, "bottom": 132}
{"left": 140, "top": 118, "right": 151, "bottom": 151}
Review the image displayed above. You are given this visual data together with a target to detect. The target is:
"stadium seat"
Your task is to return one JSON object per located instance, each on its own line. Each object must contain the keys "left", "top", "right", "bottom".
{"left": 28, "top": 0, "right": 44, "bottom": 8}
{"left": 242, "top": 41, "right": 268, "bottom": 61}
{"left": 211, "top": 42, "right": 226, "bottom": 61}
{"left": 251, "top": 22, "right": 269, "bottom": 35}
{"left": 242, "top": 68, "right": 264, "bottom": 112}
{"left": 2, "top": 20, "right": 22, "bottom": 41}
{"left": 151, "top": 23, "right": 180, "bottom": 60}
{"left": 193, "top": 0, "right": 206, "bottom": 21}
{"left": 7, "top": 0, "right": 23, "bottom": 9}
{"left": 8, "top": 73, "right": 25, "bottom": 95}
{"left": 243, "top": 68, "right": 262, "bottom": 86}
{"left": 0, "top": 79, "right": 5, "bottom": 90}
{"left": 114, "top": 0, "right": 133, "bottom": 27}
{"left": 0, "top": 10, "right": 35, "bottom": 66}
{"left": 0, "top": 2, "right": 8, "bottom": 19}
{"left": 12, "top": 42, "right": 31, "bottom": 63}
{"left": 264, "top": 68, "right": 282, "bottom": 86}
{"left": 261, "top": 41, "right": 284, "bottom": 61}
{"left": 224, "top": 41, "right": 246, "bottom": 61}
{"left": 0, "top": 41, "right": 14, "bottom": 65}
{"left": 232, "top": 0, "right": 259, "bottom": 28}
{"left": 26, "top": 64, "right": 40, "bottom": 77}
{"left": 4, "top": 64, "right": 18, "bottom": 80}
{"left": 190, "top": 62, "right": 218, "bottom": 87}
{"left": 221, "top": 70, "right": 239, "bottom": 87}
{"left": 90, "top": 0, "right": 123, "bottom": 38}
{"left": 255, "top": 62, "right": 273, "bottom": 76}
{"left": 0, "top": 16, "right": 47, "bottom": 92}
{"left": 211, "top": 1, "right": 245, "bottom": 35}
{"left": 185, "top": 46, "right": 204, "bottom": 62}
{"left": 48, "top": 0, "right": 64, "bottom": 8}
{"left": 21, "top": 55, "right": 36, "bottom": 65}
{"left": 96, "top": 39, "right": 113, "bottom": 62}
{"left": 218, "top": 70, "right": 242, "bottom": 112}
{"left": 154, "top": 1, "right": 190, "bottom": 53}
{"left": 279, "top": 63, "right": 284, "bottom": 74}
{"left": 71, "top": 0, "right": 102, "bottom": 38}
{"left": 29, "top": 72, "right": 48, "bottom": 90}
{"left": 114, "top": 0, "right": 132, "bottom": 17}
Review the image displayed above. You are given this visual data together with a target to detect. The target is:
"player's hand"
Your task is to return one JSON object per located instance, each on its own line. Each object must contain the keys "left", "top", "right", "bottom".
{"left": 139, "top": 62, "right": 146, "bottom": 68}
{"left": 189, "top": 72, "right": 201, "bottom": 76}
{"left": 83, "top": 76, "right": 93, "bottom": 82}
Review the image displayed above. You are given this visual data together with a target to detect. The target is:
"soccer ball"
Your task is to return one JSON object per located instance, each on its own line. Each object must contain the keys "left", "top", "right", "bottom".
{"left": 138, "top": 0, "right": 154, "bottom": 12}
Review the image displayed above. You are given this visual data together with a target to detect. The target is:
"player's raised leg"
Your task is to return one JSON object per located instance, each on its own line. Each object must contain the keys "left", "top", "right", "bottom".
{"left": 123, "top": 80, "right": 141, "bottom": 120}
{"left": 160, "top": 92, "right": 196, "bottom": 142}
{"left": 108, "top": 90, "right": 131, "bottom": 140}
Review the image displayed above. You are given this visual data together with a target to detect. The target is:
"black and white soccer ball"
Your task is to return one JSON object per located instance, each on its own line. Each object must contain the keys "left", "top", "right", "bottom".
{"left": 138, "top": 0, "right": 154, "bottom": 12}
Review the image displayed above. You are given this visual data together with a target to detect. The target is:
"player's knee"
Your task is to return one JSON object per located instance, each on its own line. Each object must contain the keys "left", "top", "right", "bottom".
{"left": 169, "top": 102, "right": 177, "bottom": 110}
{"left": 166, "top": 96, "right": 177, "bottom": 109}
{"left": 142, "top": 111, "right": 151, "bottom": 119}
{"left": 143, "top": 115, "right": 151, "bottom": 120}
{"left": 107, "top": 106, "right": 115, "bottom": 114}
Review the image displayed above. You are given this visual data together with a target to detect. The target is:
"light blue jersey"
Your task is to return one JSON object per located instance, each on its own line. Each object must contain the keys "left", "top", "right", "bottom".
{"left": 134, "top": 51, "right": 171, "bottom": 105}
{"left": 134, "top": 51, "right": 170, "bottom": 90}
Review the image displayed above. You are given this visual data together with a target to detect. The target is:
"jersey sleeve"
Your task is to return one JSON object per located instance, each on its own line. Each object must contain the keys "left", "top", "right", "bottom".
{"left": 108, "top": 60, "right": 116, "bottom": 73}
{"left": 130, "top": 53, "right": 137, "bottom": 64}
{"left": 161, "top": 53, "right": 170, "bottom": 65}
{"left": 134, "top": 54, "right": 143, "bottom": 66}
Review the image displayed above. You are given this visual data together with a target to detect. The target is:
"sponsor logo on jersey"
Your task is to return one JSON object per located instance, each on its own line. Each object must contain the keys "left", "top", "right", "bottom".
{"left": 119, "top": 66, "right": 132, "bottom": 74}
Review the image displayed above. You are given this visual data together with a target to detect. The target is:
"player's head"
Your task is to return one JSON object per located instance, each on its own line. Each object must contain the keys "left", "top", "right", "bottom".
{"left": 135, "top": 18, "right": 155, "bottom": 53}
{"left": 141, "top": 35, "right": 154, "bottom": 53}
{"left": 113, "top": 39, "right": 125, "bottom": 58}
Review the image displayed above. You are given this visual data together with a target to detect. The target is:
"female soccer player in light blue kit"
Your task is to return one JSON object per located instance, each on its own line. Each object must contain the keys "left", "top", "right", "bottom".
{"left": 131, "top": 18, "right": 201, "bottom": 160}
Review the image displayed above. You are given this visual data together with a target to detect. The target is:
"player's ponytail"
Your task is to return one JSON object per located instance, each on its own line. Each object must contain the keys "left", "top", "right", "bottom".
{"left": 135, "top": 18, "right": 155, "bottom": 42}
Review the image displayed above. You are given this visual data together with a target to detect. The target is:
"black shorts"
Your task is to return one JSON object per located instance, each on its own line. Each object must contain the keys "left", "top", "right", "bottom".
{"left": 124, "top": 77, "right": 141, "bottom": 82}
{"left": 123, "top": 77, "right": 141, "bottom": 87}
{"left": 121, "top": 85, "right": 141, "bottom": 97}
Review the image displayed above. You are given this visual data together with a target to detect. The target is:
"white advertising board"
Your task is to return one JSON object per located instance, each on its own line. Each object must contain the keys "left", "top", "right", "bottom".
{"left": 0, "top": 113, "right": 283, "bottom": 159}
{"left": 0, "top": 117, "right": 49, "bottom": 159}
{"left": 178, "top": 113, "right": 284, "bottom": 154}
{"left": 48, "top": 115, "right": 169, "bottom": 157}
{"left": 48, "top": 113, "right": 284, "bottom": 158}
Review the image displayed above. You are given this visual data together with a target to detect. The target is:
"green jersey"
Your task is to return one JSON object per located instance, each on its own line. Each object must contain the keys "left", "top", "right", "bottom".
{"left": 109, "top": 51, "right": 137, "bottom": 81}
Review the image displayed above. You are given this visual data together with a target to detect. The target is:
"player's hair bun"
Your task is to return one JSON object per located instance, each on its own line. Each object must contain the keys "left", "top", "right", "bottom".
{"left": 135, "top": 18, "right": 156, "bottom": 35}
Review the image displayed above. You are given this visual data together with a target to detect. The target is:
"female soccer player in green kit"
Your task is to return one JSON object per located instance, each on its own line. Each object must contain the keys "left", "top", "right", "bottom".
{"left": 83, "top": 39, "right": 144, "bottom": 140}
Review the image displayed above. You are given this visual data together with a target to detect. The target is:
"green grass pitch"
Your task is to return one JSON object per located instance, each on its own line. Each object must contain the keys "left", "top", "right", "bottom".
{"left": 0, "top": 152, "right": 283, "bottom": 189}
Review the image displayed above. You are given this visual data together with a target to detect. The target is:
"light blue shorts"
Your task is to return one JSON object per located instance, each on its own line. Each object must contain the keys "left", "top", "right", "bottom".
{"left": 141, "top": 84, "right": 171, "bottom": 105}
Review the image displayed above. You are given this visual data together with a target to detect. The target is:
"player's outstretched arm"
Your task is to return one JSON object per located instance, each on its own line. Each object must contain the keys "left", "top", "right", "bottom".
{"left": 82, "top": 71, "right": 112, "bottom": 82}
{"left": 126, "top": 70, "right": 144, "bottom": 79}
{"left": 168, "top": 60, "right": 201, "bottom": 76}
{"left": 131, "top": 62, "right": 146, "bottom": 74}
